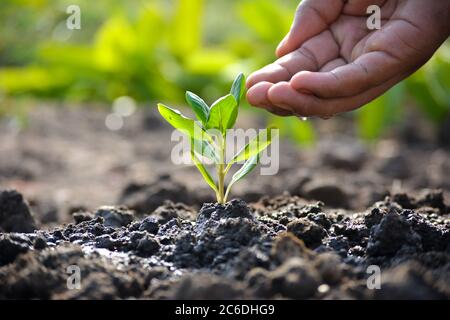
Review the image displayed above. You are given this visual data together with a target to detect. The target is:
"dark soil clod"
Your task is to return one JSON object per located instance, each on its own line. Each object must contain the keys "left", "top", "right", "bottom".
{"left": 94, "top": 206, "right": 134, "bottom": 228}
{"left": 286, "top": 218, "right": 327, "bottom": 249}
{"left": 0, "top": 190, "right": 37, "bottom": 233}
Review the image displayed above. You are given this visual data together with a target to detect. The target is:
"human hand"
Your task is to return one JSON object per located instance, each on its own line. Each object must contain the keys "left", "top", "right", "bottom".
{"left": 246, "top": 0, "right": 450, "bottom": 118}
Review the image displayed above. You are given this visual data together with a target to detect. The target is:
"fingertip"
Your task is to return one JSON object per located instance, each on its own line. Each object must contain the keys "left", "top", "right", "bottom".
{"left": 245, "top": 88, "right": 259, "bottom": 106}
{"left": 267, "top": 81, "right": 321, "bottom": 116}
{"left": 246, "top": 70, "right": 269, "bottom": 89}
{"left": 246, "top": 64, "right": 292, "bottom": 91}
{"left": 267, "top": 81, "right": 291, "bottom": 97}
{"left": 275, "top": 35, "right": 289, "bottom": 58}
{"left": 290, "top": 71, "right": 314, "bottom": 90}
{"left": 275, "top": 47, "right": 287, "bottom": 59}
{"left": 246, "top": 72, "right": 258, "bottom": 89}
{"left": 267, "top": 82, "right": 295, "bottom": 112}
{"left": 291, "top": 71, "right": 342, "bottom": 98}
{"left": 246, "top": 81, "right": 273, "bottom": 107}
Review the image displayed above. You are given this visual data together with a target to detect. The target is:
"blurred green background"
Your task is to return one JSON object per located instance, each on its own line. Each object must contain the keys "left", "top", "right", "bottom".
{"left": 0, "top": 0, "right": 449, "bottom": 143}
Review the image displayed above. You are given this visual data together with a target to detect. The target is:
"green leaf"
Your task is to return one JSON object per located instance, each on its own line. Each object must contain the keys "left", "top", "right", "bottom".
{"left": 206, "top": 94, "right": 238, "bottom": 132}
{"left": 226, "top": 155, "right": 259, "bottom": 197}
{"left": 230, "top": 128, "right": 273, "bottom": 164}
{"left": 190, "top": 148, "right": 218, "bottom": 192}
{"left": 158, "top": 103, "right": 218, "bottom": 162}
{"left": 230, "top": 73, "right": 245, "bottom": 104}
{"left": 192, "top": 137, "right": 219, "bottom": 163}
{"left": 158, "top": 103, "right": 196, "bottom": 136}
{"left": 186, "top": 91, "right": 209, "bottom": 124}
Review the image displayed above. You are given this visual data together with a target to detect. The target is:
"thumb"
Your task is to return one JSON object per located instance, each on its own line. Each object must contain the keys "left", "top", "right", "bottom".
{"left": 276, "top": 34, "right": 289, "bottom": 56}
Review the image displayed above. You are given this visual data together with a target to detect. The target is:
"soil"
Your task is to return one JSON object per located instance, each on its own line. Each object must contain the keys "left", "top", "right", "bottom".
{"left": 0, "top": 105, "right": 449, "bottom": 299}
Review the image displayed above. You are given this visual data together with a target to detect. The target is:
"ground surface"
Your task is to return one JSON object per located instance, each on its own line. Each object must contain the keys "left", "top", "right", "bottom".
{"left": 0, "top": 106, "right": 449, "bottom": 299}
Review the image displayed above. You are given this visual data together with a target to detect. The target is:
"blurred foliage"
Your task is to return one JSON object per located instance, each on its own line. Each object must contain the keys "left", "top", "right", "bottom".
{"left": 269, "top": 116, "right": 316, "bottom": 146}
{"left": 356, "top": 82, "right": 405, "bottom": 141}
{"left": 358, "top": 45, "right": 450, "bottom": 141}
{"left": 0, "top": 0, "right": 449, "bottom": 144}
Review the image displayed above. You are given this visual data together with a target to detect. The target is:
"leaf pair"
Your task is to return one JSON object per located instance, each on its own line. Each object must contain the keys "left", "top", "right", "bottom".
{"left": 185, "top": 73, "right": 245, "bottom": 134}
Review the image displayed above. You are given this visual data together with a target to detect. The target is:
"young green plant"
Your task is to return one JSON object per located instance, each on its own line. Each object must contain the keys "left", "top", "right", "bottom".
{"left": 157, "top": 73, "right": 274, "bottom": 204}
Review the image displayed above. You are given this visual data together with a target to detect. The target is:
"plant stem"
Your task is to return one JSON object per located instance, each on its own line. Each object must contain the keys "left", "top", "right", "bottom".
{"left": 217, "top": 163, "right": 225, "bottom": 204}
{"left": 224, "top": 185, "right": 231, "bottom": 204}
{"left": 216, "top": 135, "right": 226, "bottom": 204}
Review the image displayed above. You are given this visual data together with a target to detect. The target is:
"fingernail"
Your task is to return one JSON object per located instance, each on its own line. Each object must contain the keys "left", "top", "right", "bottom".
{"left": 276, "top": 42, "right": 284, "bottom": 53}
{"left": 245, "top": 78, "right": 253, "bottom": 89}
{"left": 276, "top": 103, "right": 294, "bottom": 112}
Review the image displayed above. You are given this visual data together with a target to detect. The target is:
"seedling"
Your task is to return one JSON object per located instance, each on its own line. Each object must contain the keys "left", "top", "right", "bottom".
{"left": 157, "top": 73, "right": 274, "bottom": 204}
